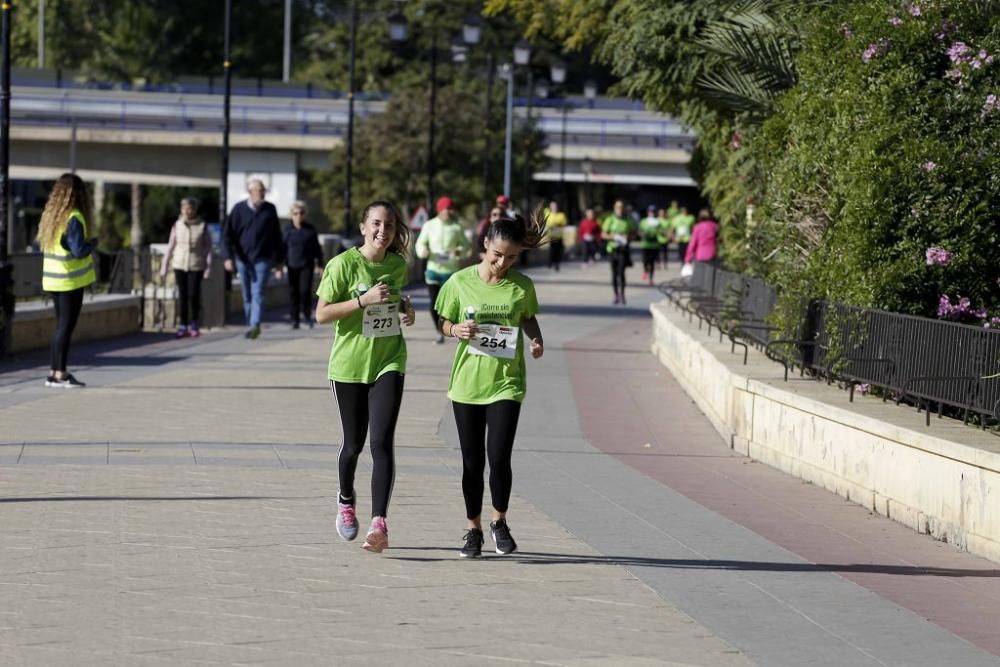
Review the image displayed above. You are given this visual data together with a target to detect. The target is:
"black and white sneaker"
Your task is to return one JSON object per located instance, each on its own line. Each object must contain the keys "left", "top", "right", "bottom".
{"left": 459, "top": 528, "right": 484, "bottom": 558}
{"left": 44, "top": 374, "right": 85, "bottom": 389}
{"left": 490, "top": 518, "right": 518, "bottom": 555}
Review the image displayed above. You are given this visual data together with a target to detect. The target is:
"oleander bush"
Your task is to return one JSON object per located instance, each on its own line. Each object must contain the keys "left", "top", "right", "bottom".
{"left": 736, "top": 0, "right": 1000, "bottom": 326}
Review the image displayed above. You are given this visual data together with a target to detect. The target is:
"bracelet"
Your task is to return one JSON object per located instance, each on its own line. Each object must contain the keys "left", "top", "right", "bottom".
{"left": 357, "top": 296, "right": 363, "bottom": 310}
{"left": 447, "top": 322, "right": 455, "bottom": 337}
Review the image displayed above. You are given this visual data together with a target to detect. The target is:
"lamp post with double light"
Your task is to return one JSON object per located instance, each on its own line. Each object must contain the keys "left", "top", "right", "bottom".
{"left": 385, "top": 8, "right": 481, "bottom": 210}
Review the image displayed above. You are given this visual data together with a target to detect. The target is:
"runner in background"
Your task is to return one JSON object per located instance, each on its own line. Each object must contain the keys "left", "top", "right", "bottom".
{"left": 601, "top": 200, "right": 635, "bottom": 305}
{"left": 662, "top": 200, "right": 680, "bottom": 267}
{"left": 672, "top": 206, "right": 695, "bottom": 266}
{"left": 544, "top": 200, "right": 568, "bottom": 272}
{"left": 315, "top": 200, "right": 416, "bottom": 554}
{"left": 577, "top": 208, "right": 600, "bottom": 266}
{"left": 638, "top": 204, "right": 661, "bottom": 285}
{"left": 414, "top": 197, "right": 470, "bottom": 344}
{"left": 435, "top": 211, "right": 547, "bottom": 558}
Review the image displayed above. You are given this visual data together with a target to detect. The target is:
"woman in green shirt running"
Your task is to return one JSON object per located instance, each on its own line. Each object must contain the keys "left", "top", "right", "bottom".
{"left": 315, "top": 200, "right": 415, "bottom": 554}
{"left": 435, "top": 211, "right": 547, "bottom": 558}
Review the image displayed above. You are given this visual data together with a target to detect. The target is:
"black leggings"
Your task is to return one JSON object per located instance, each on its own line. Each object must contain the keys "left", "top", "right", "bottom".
{"left": 427, "top": 282, "right": 443, "bottom": 333}
{"left": 610, "top": 248, "right": 629, "bottom": 295}
{"left": 452, "top": 400, "right": 522, "bottom": 520}
{"left": 332, "top": 372, "right": 404, "bottom": 518}
{"left": 642, "top": 248, "right": 658, "bottom": 279}
{"left": 173, "top": 269, "right": 203, "bottom": 326}
{"left": 548, "top": 240, "right": 564, "bottom": 271}
{"left": 49, "top": 288, "right": 84, "bottom": 372}
{"left": 287, "top": 265, "right": 313, "bottom": 324}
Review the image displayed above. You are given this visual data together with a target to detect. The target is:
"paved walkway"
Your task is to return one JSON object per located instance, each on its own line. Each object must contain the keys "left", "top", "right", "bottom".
{"left": 1, "top": 261, "right": 998, "bottom": 666}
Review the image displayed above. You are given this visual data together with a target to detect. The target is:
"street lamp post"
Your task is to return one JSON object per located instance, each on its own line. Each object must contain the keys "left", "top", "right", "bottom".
{"left": 219, "top": 0, "right": 233, "bottom": 225}
{"left": 0, "top": 0, "right": 12, "bottom": 358}
{"left": 513, "top": 40, "right": 531, "bottom": 214}
{"left": 501, "top": 63, "right": 513, "bottom": 200}
{"left": 282, "top": 0, "right": 292, "bottom": 83}
{"left": 344, "top": 0, "right": 358, "bottom": 233}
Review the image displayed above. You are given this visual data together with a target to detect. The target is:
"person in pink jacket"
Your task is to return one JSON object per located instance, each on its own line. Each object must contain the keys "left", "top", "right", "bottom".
{"left": 684, "top": 209, "right": 720, "bottom": 264}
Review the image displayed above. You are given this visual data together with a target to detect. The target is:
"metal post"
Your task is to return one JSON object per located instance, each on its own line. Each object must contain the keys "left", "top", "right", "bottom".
{"left": 282, "top": 0, "right": 291, "bottom": 83}
{"left": 344, "top": 0, "right": 357, "bottom": 233}
{"left": 37, "top": 0, "right": 44, "bottom": 68}
{"left": 219, "top": 0, "right": 232, "bottom": 224}
{"left": 0, "top": 0, "right": 12, "bottom": 357}
{"left": 481, "top": 53, "right": 494, "bottom": 212}
{"left": 427, "top": 29, "right": 438, "bottom": 208}
{"left": 502, "top": 66, "right": 512, "bottom": 199}
{"left": 522, "top": 68, "right": 533, "bottom": 215}
{"left": 559, "top": 100, "right": 568, "bottom": 212}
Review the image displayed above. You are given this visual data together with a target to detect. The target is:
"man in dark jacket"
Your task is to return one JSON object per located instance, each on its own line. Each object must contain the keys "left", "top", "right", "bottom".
{"left": 222, "top": 179, "right": 283, "bottom": 339}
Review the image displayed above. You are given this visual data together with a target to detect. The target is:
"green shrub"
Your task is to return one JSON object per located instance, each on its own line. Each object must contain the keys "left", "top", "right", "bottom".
{"left": 742, "top": 1, "right": 1000, "bottom": 324}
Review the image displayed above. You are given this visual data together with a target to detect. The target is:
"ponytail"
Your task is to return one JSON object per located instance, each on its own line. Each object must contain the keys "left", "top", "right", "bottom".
{"left": 484, "top": 204, "right": 548, "bottom": 249}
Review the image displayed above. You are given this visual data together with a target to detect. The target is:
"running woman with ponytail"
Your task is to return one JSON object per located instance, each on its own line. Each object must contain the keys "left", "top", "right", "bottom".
{"left": 435, "top": 211, "right": 546, "bottom": 558}
{"left": 315, "top": 201, "right": 415, "bottom": 553}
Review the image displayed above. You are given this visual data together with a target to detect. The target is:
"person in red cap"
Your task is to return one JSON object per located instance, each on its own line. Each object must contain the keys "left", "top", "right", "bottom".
{"left": 496, "top": 194, "right": 516, "bottom": 219}
{"left": 415, "top": 196, "right": 471, "bottom": 343}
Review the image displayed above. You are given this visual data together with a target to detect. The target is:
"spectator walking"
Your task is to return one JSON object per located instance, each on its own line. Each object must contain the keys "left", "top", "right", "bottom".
{"left": 315, "top": 200, "right": 415, "bottom": 553}
{"left": 601, "top": 200, "right": 635, "bottom": 305}
{"left": 414, "top": 196, "right": 470, "bottom": 344}
{"left": 545, "top": 200, "right": 568, "bottom": 272}
{"left": 282, "top": 201, "right": 324, "bottom": 329}
{"left": 577, "top": 208, "right": 600, "bottom": 266}
{"left": 38, "top": 173, "right": 96, "bottom": 388}
{"left": 684, "top": 208, "right": 721, "bottom": 266}
{"left": 435, "top": 210, "right": 547, "bottom": 558}
{"left": 222, "top": 179, "right": 284, "bottom": 339}
{"left": 160, "top": 197, "right": 212, "bottom": 338}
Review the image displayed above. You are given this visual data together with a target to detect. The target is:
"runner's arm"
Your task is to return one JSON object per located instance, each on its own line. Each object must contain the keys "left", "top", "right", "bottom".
{"left": 522, "top": 316, "right": 544, "bottom": 359}
{"left": 315, "top": 283, "right": 390, "bottom": 324}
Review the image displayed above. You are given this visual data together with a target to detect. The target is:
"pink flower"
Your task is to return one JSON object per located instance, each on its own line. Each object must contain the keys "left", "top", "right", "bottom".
{"left": 983, "top": 94, "right": 999, "bottom": 117}
{"left": 889, "top": 16, "right": 903, "bottom": 26}
{"left": 922, "top": 161, "right": 937, "bottom": 171}
{"left": 925, "top": 247, "right": 952, "bottom": 265}
{"left": 908, "top": 4, "right": 921, "bottom": 16}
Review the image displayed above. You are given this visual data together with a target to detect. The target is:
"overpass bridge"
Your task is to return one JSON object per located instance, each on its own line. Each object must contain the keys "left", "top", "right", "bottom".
{"left": 9, "top": 72, "right": 696, "bottom": 216}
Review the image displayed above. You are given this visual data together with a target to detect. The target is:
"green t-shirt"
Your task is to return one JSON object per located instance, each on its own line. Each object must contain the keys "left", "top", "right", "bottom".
{"left": 415, "top": 216, "right": 470, "bottom": 279}
{"left": 671, "top": 213, "right": 695, "bottom": 242}
{"left": 638, "top": 216, "right": 662, "bottom": 249}
{"left": 316, "top": 247, "right": 409, "bottom": 383}
{"left": 601, "top": 215, "right": 634, "bottom": 253}
{"left": 434, "top": 265, "right": 539, "bottom": 405}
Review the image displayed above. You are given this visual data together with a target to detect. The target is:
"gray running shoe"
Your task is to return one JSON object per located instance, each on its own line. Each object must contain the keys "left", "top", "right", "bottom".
{"left": 336, "top": 501, "right": 359, "bottom": 541}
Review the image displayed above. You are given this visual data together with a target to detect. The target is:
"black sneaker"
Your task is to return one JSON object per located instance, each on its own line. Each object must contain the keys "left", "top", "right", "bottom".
{"left": 459, "top": 528, "right": 484, "bottom": 558}
{"left": 44, "top": 373, "right": 85, "bottom": 389}
{"left": 490, "top": 518, "right": 517, "bottom": 555}
{"left": 246, "top": 326, "right": 261, "bottom": 340}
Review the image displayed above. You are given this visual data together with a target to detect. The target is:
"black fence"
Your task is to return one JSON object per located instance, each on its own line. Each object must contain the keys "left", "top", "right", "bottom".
{"left": 662, "top": 263, "right": 1000, "bottom": 429}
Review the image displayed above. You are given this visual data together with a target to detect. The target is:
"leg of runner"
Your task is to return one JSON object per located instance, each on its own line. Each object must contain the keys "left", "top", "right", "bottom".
{"left": 332, "top": 380, "right": 369, "bottom": 542}
{"left": 485, "top": 400, "right": 522, "bottom": 555}
{"left": 453, "top": 401, "right": 487, "bottom": 558}
{"left": 361, "top": 371, "right": 404, "bottom": 553}
{"left": 610, "top": 251, "right": 622, "bottom": 303}
{"left": 428, "top": 282, "right": 444, "bottom": 343}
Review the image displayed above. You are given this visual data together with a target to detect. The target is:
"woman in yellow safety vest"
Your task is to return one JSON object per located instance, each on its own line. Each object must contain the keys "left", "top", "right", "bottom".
{"left": 37, "top": 173, "right": 97, "bottom": 388}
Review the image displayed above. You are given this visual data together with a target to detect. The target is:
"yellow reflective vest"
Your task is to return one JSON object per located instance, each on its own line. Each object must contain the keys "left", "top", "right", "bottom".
{"left": 42, "top": 209, "right": 96, "bottom": 292}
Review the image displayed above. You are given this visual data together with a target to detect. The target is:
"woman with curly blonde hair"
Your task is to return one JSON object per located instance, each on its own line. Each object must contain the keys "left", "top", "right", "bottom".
{"left": 37, "top": 173, "right": 96, "bottom": 388}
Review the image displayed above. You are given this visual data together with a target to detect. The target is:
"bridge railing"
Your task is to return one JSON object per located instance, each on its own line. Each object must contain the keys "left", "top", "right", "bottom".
{"left": 670, "top": 263, "right": 1000, "bottom": 428}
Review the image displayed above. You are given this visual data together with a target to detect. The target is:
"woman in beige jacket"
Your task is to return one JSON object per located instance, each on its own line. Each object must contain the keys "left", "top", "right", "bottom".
{"left": 160, "top": 197, "right": 213, "bottom": 337}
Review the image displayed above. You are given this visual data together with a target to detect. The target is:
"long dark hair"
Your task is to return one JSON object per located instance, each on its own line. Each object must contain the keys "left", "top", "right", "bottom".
{"left": 483, "top": 205, "right": 547, "bottom": 250}
{"left": 361, "top": 199, "right": 409, "bottom": 258}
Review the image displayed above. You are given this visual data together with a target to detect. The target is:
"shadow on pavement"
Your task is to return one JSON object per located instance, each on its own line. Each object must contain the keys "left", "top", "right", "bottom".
{"left": 388, "top": 548, "right": 1000, "bottom": 577}
{"left": 0, "top": 495, "right": 275, "bottom": 503}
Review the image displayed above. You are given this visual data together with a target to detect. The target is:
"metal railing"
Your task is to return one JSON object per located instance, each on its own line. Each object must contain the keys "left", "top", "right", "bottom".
{"left": 662, "top": 263, "right": 1000, "bottom": 429}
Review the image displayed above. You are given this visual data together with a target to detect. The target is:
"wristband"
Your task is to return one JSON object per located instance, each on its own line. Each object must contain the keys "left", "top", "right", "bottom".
{"left": 357, "top": 296, "right": 363, "bottom": 310}
{"left": 447, "top": 322, "right": 455, "bottom": 337}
